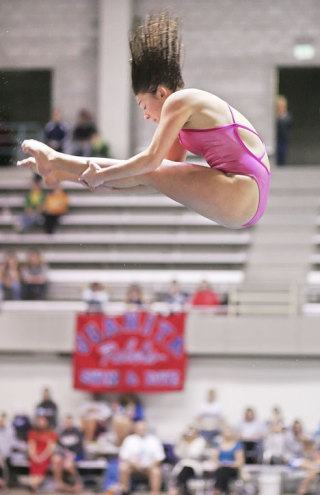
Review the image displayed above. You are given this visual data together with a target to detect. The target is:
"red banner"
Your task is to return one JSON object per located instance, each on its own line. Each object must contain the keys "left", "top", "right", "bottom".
{"left": 73, "top": 312, "right": 186, "bottom": 393}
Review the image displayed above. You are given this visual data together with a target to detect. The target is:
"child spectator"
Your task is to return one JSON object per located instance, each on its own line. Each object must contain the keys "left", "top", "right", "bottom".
{"left": 27, "top": 415, "right": 57, "bottom": 491}
{"left": 90, "top": 132, "right": 110, "bottom": 158}
{"left": 82, "top": 282, "right": 109, "bottom": 313}
{"left": 72, "top": 109, "right": 97, "bottom": 156}
{"left": 51, "top": 415, "right": 83, "bottom": 493}
{"left": 35, "top": 388, "right": 58, "bottom": 429}
{"left": 42, "top": 185, "right": 69, "bottom": 234}
{"left": 190, "top": 280, "right": 220, "bottom": 307}
{"left": 43, "top": 109, "right": 69, "bottom": 153}
{"left": 15, "top": 175, "right": 45, "bottom": 232}
{"left": 0, "top": 251, "right": 22, "bottom": 300}
{"left": 125, "top": 283, "right": 145, "bottom": 308}
{"left": 165, "top": 280, "right": 189, "bottom": 313}
{"left": 21, "top": 250, "right": 48, "bottom": 300}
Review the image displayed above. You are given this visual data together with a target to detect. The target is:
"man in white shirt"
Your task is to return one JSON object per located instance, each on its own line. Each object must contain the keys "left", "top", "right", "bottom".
{"left": 196, "top": 389, "right": 224, "bottom": 445}
{"left": 119, "top": 420, "right": 165, "bottom": 495}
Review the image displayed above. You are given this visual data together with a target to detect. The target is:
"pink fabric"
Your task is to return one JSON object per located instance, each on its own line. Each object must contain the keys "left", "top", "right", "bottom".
{"left": 178, "top": 106, "right": 271, "bottom": 227}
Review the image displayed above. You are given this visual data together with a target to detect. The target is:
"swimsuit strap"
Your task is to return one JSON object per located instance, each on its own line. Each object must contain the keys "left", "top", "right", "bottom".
{"left": 228, "top": 104, "right": 236, "bottom": 124}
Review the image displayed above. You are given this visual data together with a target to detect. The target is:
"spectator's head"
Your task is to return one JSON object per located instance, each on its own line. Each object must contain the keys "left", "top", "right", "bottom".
{"left": 0, "top": 412, "right": 7, "bottom": 427}
{"left": 207, "top": 388, "right": 216, "bottom": 403}
{"left": 183, "top": 425, "right": 199, "bottom": 442}
{"left": 63, "top": 415, "right": 74, "bottom": 430}
{"left": 276, "top": 95, "right": 288, "bottom": 115}
{"left": 221, "top": 425, "right": 237, "bottom": 442}
{"left": 90, "top": 282, "right": 104, "bottom": 292}
{"left": 42, "top": 387, "right": 52, "bottom": 402}
{"left": 26, "top": 249, "right": 44, "bottom": 267}
{"left": 244, "top": 407, "right": 256, "bottom": 422}
{"left": 4, "top": 250, "right": 19, "bottom": 268}
{"left": 134, "top": 420, "right": 148, "bottom": 438}
{"left": 292, "top": 419, "right": 303, "bottom": 437}
{"left": 51, "top": 108, "right": 62, "bottom": 123}
{"left": 126, "top": 283, "right": 143, "bottom": 304}
{"left": 78, "top": 108, "right": 93, "bottom": 123}
{"left": 197, "top": 280, "right": 212, "bottom": 291}
{"left": 35, "top": 415, "right": 49, "bottom": 430}
{"left": 169, "top": 280, "right": 182, "bottom": 294}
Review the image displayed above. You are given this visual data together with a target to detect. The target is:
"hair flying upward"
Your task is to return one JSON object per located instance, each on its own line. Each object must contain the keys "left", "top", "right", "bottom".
{"left": 129, "top": 11, "right": 184, "bottom": 94}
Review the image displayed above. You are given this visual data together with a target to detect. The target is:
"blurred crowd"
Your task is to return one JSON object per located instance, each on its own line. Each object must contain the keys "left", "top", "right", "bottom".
{"left": 1, "top": 388, "right": 320, "bottom": 495}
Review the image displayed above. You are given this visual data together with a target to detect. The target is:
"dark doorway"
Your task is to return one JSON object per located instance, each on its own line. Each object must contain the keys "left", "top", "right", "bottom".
{"left": 277, "top": 67, "right": 320, "bottom": 165}
{"left": 0, "top": 70, "right": 51, "bottom": 164}
{"left": 0, "top": 70, "right": 51, "bottom": 123}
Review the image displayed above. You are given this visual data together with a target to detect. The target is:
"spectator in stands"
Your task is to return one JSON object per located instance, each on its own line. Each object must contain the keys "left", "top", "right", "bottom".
{"left": 35, "top": 388, "right": 58, "bottom": 429}
{"left": 21, "top": 250, "right": 48, "bottom": 300}
{"left": 51, "top": 415, "right": 83, "bottom": 493}
{"left": 237, "top": 407, "right": 266, "bottom": 464}
{"left": 72, "top": 109, "right": 97, "bottom": 157}
{"left": 263, "top": 420, "right": 287, "bottom": 465}
{"left": 82, "top": 282, "right": 109, "bottom": 313}
{"left": 266, "top": 405, "right": 285, "bottom": 430}
{"left": 90, "top": 132, "right": 110, "bottom": 158}
{"left": 276, "top": 95, "right": 292, "bottom": 166}
{"left": 15, "top": 175, "right": 45, "bottom": 232}
{"left": 79, "top": 394, "right": 111, "bottom": 443}
{"left": 119, "top": 420, "right": 165, "bottom": 495}
{"left": 0, "top": 412, "right": 15, "bottom": 488}
{"left": 0, "top": 250, "right": 22, "bottom": 300}
{"left": 43, "top": 109, "right": 69, "bottom": 153}
{"left": 296, "top": 439, "right": 320, "bottom": 495}
{"left": 125, "top": 283, "right": 145, "bottom": 308}
{"left": 165, "top": 280, "right": 189, "bottom": 313}
{"left": 42, "top": 185, "right": 69, "bottom": 234}
{"left": 211, "top": 425, "right": 244, "bottom": 495}
{"left": 172, "top": 425, "right": 206, "bottom": 495}
{"left": 190, "top": 280, "right": 220, "bottom": 308}
{"left": 119, "top": 394, "right": 145, "bottom": 422}
{"left": 284, "top": 419, "right": 308, "bottom": 466}
{"left": 27, "top": 415, "right": 57, "bottom": 491}
{"left": 196, "top": 389, "right": 224, "bottom": 446}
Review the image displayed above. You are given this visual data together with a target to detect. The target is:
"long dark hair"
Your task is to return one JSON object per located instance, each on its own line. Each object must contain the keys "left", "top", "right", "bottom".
{"left": 129, "top": 11, "right": 184, "bottom": 95}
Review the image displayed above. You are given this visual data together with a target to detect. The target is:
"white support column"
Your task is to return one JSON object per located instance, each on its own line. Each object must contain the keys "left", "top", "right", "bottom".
{"left": 97, "top": 0, "right": 131, "bottom": 159}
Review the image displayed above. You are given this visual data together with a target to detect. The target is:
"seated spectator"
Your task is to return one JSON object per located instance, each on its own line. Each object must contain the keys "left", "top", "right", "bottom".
{"left": 211, "top": 425, "right": 244, "bottom": 495}
{"left": 0, "top": 250, "right": 22, "bottom": 300}
{"left": 125, "top": 283, "right": 145, "bottom": 308}
{"left": 72, "top": 109, "right": 97, "bottom": 156}
{"left": 82, "top": 282, "right": 109, "bottom": 313}
{"left": 42, "top": 185, "right": 69, "bottom": 234}
{"left": 284, "top": 419, "right": 308, "bottom": 467}
{"left": 119, "top": 394, "right": 145, "bottom": 422}
{"left": 21, "top": 250, "right": 48, "bottom": 300}
{"left": 165, "top": 280, "right": 189, "bottom": 313}
{"left": 79, "top": 394, "right": 111, "bottom": 443}
{"left": 196, "top": 389, "right": 224, "bottom": 446}
{"left": 296, "top": 439, "right": 320, "bottom": 495}
{"left": 43, "top": 108, "right": 69, "bottom": 153}
{"left": 27, "top": 415, "right": 57, "bottom": 491}
{"left": 15, "top": 175, "right": 45, "bottom": 232}
{"left": 237, "top": 407, "right": 266, "bottom": 464}
{"left": 263, "top": 420, "right": 287, "bottom": 465}
{"left": 35, "top": 387, "right": 58, "bottom": 429}
{"left": 90, "top": 132, "right": 110, "bottom": 158}
{"left": 266, "top": 405, "right": 285, "bottom": 430}
{"left": 190, "top": 280, "right": 220, "bottom": 308}
{"left": 119, "top": 420, "right": 165, "bottom": 495}
{"left": 12, "top": 412, "right": 32, "bottom": 442}
{"left": 0, "top": 412, "right": 15, "bottom": 488}
{"left": 172, "top": 425, "right": 206, "bottom": 495}
{"left": 51, "top": 415, "right": 83, "bottom": 493}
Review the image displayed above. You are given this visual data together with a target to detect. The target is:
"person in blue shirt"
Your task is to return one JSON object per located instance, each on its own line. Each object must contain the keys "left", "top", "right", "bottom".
{"left": 212, "top": 426, "right": 244, "bottom": 494}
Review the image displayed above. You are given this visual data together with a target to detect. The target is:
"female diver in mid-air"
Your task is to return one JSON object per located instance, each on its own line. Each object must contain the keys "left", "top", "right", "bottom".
{"left": 18, "top": 12, "right": 270, "bottom": 229}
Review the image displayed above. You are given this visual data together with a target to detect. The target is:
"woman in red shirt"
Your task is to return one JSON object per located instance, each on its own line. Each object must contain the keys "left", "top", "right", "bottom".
{"left": 28, "top": 415, "right": 57, "bottom": 490}
{"left": 191, "top": 280, "right": 221, "bottom": 307}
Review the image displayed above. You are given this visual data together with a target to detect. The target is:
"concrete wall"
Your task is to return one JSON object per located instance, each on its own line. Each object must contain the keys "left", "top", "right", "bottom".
{"left": 0, "top": 0, "right": 98, "bottom": 124}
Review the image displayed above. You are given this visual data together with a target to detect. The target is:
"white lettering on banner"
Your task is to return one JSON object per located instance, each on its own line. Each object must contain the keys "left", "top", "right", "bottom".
{"left": 98, "top": 338, "right": 167, "bottom": 366}
{"left": 80, "top": 369, "right": 119, "bottom": 386}
{"left": 144, "top": 370, "right": 181, "bottom": 387}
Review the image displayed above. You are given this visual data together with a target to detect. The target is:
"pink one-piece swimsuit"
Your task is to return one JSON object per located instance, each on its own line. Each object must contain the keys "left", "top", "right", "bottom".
{"left": 178, "top": 105, "right": 271, "bottom": 227}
